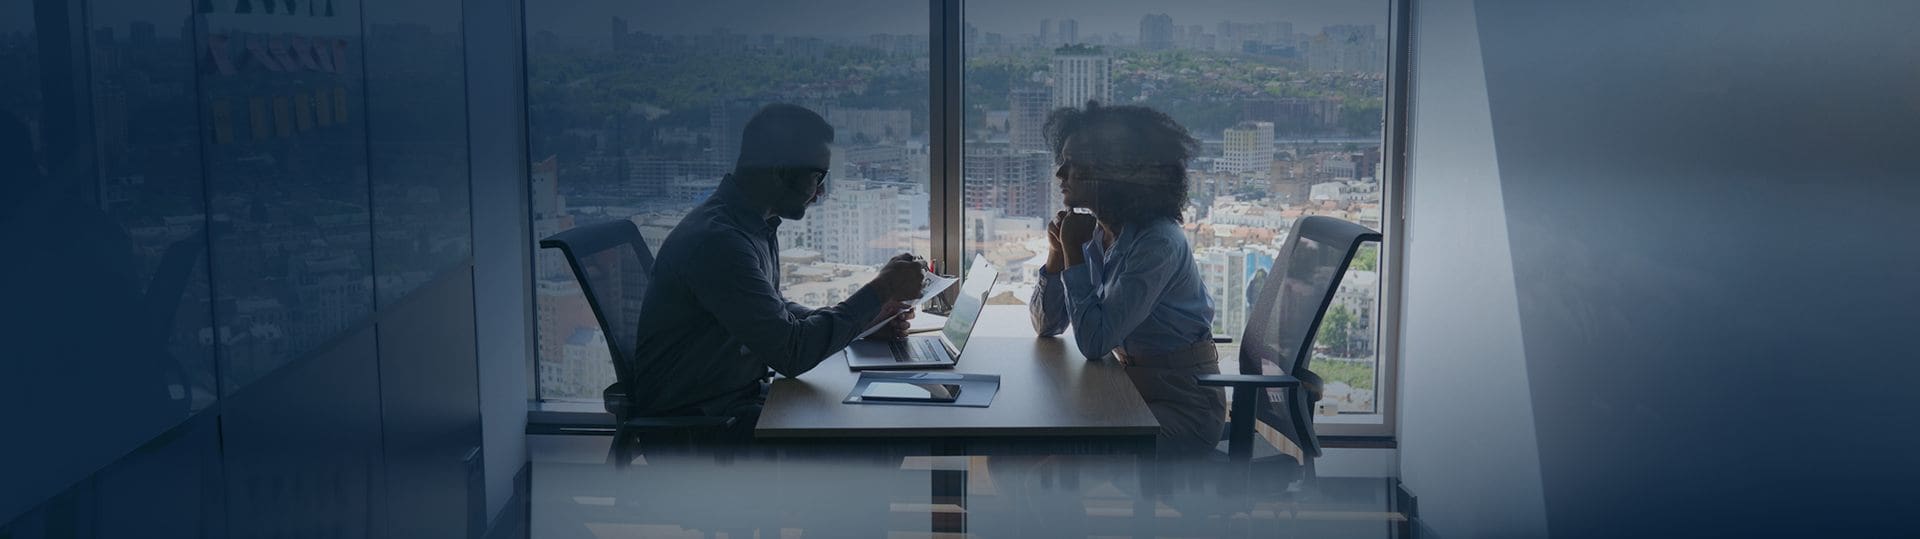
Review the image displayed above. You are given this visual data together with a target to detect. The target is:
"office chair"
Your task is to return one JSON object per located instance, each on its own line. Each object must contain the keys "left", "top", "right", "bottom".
{"left": 539, "top": 219, "right": 734, "bottom": 469}
{"left": 1199, "top": 215, "right": 1381, "bottom": 487}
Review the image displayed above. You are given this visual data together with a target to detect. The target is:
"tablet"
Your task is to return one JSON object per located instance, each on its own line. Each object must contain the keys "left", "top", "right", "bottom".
{"left": 860, "top": 381, "right": 962, "bottom": 403}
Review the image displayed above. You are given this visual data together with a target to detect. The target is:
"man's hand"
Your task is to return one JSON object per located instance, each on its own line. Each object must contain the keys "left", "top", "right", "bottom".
{"left": 1057, "top": 211, "right": 1098, "bottom": 267}
{"left": 1044, "top": 210, "right": 1067, "bottom": 274}
{"left": 872, "top": 253, "right": 925, "bottom": 302}
{"left": 864, "top": 302, "right": 916, "bottom": 341}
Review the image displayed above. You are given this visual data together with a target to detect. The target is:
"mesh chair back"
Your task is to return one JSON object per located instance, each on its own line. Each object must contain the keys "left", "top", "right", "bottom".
{"left": 538, "top": 219, "right": 655, "bottom": 389}
{"left": 1238, "top": 216, "right": 1381, "bottom": 458}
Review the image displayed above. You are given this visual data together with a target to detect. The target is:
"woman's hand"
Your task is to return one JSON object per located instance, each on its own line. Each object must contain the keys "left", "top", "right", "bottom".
{"left": 1045, "top": 210, "right": 1068, "bottom": 274}
{"left": 1057, "top": 211, "right": 1098, "bottom": 267}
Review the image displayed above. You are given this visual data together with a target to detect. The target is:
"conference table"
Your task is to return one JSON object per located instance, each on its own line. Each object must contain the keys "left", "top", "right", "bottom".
{"left": 755, "top": 304, "right": 1163, "bottom": 532}
{"left": 757, "top": 304, "right": 1160, "bottom": 454}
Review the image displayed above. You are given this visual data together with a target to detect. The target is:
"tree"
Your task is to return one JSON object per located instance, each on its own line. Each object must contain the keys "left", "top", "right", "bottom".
{"left": 1339, "top": 99, "right": 1384, "bottom": 136}
{"left": 1320, "top": 305, "right": 1354, "bottom": 358}
{"left": 1351, "top": 244, "right": 1378, "bottom": 272}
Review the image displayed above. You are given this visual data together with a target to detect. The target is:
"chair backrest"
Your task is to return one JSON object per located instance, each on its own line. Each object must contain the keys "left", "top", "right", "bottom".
{"left": 538, "top": 219, "right": 655, "bottom": 392}
{"left": 1238, "top": 216, "right": 1381, "bottom": 458}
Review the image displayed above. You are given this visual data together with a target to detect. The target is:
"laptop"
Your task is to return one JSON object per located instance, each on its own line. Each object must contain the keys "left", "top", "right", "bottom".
{"left": 845, "top": 256, "right": 996, "bottom": 371}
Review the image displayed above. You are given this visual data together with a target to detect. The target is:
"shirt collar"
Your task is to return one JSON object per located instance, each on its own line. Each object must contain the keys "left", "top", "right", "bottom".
{"left": 1106, "top": 218, "right": 1155, "bottom": 258}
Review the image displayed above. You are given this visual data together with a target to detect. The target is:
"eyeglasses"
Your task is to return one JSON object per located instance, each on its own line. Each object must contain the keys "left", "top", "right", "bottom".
{"left": 795, "top": 167, "right": 830, "bottom": 200}
{"left": 806, "top": 168, "right": 829, "bottom": 191}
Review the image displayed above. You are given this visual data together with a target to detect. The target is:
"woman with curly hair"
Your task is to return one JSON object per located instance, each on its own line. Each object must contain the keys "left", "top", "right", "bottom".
{"left": 1029, "top": 101, "right": 1223, "bottom": 458}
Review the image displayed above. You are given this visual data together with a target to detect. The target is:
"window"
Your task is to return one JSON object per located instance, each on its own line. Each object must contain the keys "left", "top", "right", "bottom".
{"left": 526, "top": 2, "right": 931, "bottom": 400}
{"left": 961, "top": 1, "right": 1395, "bottom": 423}
{"left": 523, "top": 1, "right": 1404, "bottom": 433}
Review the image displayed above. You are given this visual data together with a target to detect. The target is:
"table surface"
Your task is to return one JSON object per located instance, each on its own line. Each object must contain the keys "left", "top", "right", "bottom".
{"left": 755, "top": 305, "right": 1161, "bottom": 440}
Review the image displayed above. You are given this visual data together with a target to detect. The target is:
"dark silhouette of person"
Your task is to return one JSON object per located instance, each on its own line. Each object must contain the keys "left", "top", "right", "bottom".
{"left": 628, "top": 104, "right": 923, "bottom": 443}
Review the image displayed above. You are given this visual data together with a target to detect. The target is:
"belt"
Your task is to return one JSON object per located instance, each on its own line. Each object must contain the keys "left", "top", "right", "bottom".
{"left": 1111, "top": 339, "right": 1219, "bottom": 370}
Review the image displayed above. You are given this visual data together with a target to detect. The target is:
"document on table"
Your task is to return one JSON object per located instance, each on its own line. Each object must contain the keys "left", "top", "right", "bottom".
{"left": 855, "top": 269, "right": 959, "bottom": 339}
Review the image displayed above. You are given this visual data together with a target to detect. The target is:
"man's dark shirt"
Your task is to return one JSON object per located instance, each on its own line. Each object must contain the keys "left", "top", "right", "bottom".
{"left": 629, "top": 176, "right": 885, "bottom": 416}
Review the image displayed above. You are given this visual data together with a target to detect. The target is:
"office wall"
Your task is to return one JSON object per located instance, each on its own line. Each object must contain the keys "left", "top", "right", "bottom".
{"left": 0, "top": 0, "right": 496, "bottom": 535}
{"left": 1398, "top": 0, "right": 1920, "bottom": 536}
{"left": 1395, "top": 0, "right": 1547, "bottom": 536}
{"left": 464, "top": 0, "right": 535, "bottom": 524}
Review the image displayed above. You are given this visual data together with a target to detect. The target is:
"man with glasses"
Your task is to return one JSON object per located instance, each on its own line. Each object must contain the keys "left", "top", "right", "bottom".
{"left": 630, "top": 104, "right": 924, "bottom": 444}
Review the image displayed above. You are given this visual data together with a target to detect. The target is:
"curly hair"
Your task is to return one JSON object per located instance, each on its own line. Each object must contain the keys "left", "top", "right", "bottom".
{"left": 1042, "top": 101, "right": 1199, "bottom": 226}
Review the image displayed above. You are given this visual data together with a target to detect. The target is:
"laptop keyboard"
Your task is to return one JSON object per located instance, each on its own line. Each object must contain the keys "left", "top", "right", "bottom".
{"left": 890, "top": 338, "right": 946, "bottom": 362}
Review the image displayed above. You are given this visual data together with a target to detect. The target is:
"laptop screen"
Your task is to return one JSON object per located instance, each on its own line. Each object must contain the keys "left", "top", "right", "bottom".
{"left": 941, "top": 256, "right": 996, "bottom": 354}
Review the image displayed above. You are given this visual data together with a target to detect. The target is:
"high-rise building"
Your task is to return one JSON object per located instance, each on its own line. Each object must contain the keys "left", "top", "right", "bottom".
{"left": 1218, "top": 122, "right": 1275, "bottom": 186}
{"left": 1008, "top": 86, "right": 1051, "bottom": 153}
{"left": 1139, "top": 14, "right": 1175, "bottom": 51}
{"left": 530, "top": 155, "right": 561, "bottom": 219}
{"left": 1058, "top": 19, "right": 1078, "bottom": 45}
{"left": 964, "top": 142, "right": 1053, "bottom": 219}
{"left": 130, "top": 21, "right": 156, "bottom": 47}
{"left": 1040, "top": 19, "right": 1052, "bottom": 46}
{"left": 803, "top": 185, "right": 901, "bottom": 266}
{"left": 610, "top": 16, "right": 628, "bottom": 49}
{"left": 1333, "top": 269, "right": 1380, "bottom": 356}
{"left": 709, "top": 98, "right": 759, "bottom": 169}
{"left": 1195, "top": 245, "right": 1278, "bottom": 335}
{"left": 824, "top": 107, "right": 912, "bottom": 144}
{"left": 545, "top": 328, "right": 615, "bottom": 399}
{"left": 627, "top": 158, "right": 714, "bottom": 198}
{"left": 529, "top": 156, "right": 576, "bottom": 281}
{"left": 536, "top": 289, "right": 603, "bottom": 399}
{"left": 1049, "top": 44, "right": 1110, "bottom": 109}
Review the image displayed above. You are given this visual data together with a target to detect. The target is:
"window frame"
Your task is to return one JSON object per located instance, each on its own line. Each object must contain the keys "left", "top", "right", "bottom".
{"left": 520, "top": 0, "right": 1415, "bottom": 440}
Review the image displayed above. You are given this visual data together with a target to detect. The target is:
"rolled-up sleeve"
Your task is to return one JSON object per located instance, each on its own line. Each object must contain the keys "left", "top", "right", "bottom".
{"left": 1061, "top": 234, "right": 1180, "bottom": 361}
{"left": 687, "top": 232, "right": 886, "bottom": 377}
{"left": 1029, "top": 267, "right": 1069, "bottom": 336}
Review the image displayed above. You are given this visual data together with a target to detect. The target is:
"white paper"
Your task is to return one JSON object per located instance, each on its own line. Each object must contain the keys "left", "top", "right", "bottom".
{"left": 855, "top": 268, "right": 959, "bottom": 339}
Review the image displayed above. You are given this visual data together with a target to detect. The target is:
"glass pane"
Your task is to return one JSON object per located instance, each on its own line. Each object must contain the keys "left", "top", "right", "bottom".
{"left": 366, "top": 0, "right": 472, "bottom": 307}
{"left": 88, "top": 0, "right": 219, "bottom": 416}
{"left": 200, "top": 4, "right": 376, "bottom": 394}
{"left": 527, "top": 1, "right": 932, "bottom": 401}
{"left": 964, "top": 1, "right": 1389, "bottom": 414}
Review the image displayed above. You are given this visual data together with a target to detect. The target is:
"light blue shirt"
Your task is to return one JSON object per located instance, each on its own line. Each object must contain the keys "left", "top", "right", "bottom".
{"left": 1030, "top": 217, "right": 1215, "bottom": 360}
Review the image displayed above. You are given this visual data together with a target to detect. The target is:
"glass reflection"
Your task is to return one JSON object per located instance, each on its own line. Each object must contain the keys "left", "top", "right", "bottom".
{"left": 963, "top": 0, "right": 1390, "bottom": 414}
{"left": 198, "top": 2, "right": 375, "bottom": 393}
{"left": 526, "top": 1, "right": 934, "bottom": 401}
{"left": 0, "top": 0, "right": 213, "bottom": 524}
{"left": 90, "top": 0, "right": 220, "bottom": 414}
{"left": 365, "top": 0, "right": 471, "bottom": 307}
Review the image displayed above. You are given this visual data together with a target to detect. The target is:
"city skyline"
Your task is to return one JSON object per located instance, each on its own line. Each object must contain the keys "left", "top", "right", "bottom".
{"left": 517, "top": 0, "right": 1382, "bottom": 40}
{"left": 519, "top": 0, "right": 1389, "bottom": 408}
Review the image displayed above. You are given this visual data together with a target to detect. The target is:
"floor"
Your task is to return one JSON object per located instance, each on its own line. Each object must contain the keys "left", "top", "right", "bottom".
{"left": 526, "top": 435, "right": 1408, "bottom": 538}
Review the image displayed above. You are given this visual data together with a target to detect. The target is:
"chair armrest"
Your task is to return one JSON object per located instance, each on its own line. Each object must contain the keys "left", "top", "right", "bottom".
{"left": 1195, "top": 374, "right": 1300, "bottom": 388}
{"left": 619, "top": 415, "right": 736, "bottom": 432}
{"left": 1212, "top": 334, "right": 1235, "bottom": 344}
{"left": 1204, "top": 373, "right": 1302, "bottom": 464}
